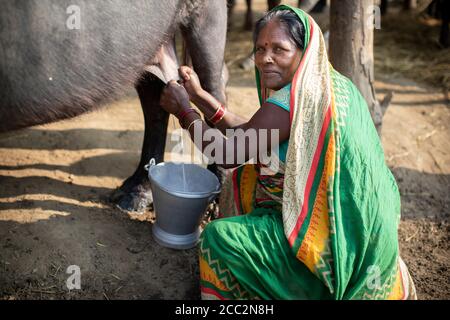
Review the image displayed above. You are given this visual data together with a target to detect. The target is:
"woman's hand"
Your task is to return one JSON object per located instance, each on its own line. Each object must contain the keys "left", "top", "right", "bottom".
{"left": 178, "top": 66, "right": 203, "bottom": 100}
{"left": 160, "top": 80, "right": 191, "bottom": 116}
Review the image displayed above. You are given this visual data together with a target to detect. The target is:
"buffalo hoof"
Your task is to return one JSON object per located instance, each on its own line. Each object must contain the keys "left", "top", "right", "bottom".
{"left": 110, "top": 175, "right": 153, "bottom": 213}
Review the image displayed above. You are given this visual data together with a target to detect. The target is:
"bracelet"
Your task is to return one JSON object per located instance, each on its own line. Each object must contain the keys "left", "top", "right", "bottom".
{"left": 177, "top": 108, "right": 200, "bottom": 122}
{"left": 208, "top": 103, "right": 226, "bottom": 125}
{"left": 186, "top": 118, "right": 202, "bottom": 132}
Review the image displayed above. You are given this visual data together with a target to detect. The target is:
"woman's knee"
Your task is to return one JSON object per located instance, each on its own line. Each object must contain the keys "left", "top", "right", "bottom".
{"left": 200, "top": 218, "right": 246, "bottom": 252}
{"left": 201, "top": 219, "right": 230, "bottom": 241}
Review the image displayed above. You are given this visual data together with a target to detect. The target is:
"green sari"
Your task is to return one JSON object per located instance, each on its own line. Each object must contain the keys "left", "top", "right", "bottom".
{"left": 199, "top": 5, "right": 416, "bottom": 300}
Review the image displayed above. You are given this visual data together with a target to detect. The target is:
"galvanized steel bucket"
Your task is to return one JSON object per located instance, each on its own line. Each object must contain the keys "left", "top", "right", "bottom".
{"left": 145, "top": 159, "right": 221, "bottom": 250}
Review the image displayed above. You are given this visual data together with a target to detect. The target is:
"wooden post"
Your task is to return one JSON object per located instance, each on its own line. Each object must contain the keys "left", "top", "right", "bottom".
{"left": 329, "top": 0, "right": 390, "bottom": 134}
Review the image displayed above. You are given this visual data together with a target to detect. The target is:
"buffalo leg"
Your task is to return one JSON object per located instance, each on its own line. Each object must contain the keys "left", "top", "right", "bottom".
{"left": 180, "top": 2, "right": 227, "bottom": 118}
{"left": 268, "top": 0, "right": 281, "bottom": 11}
{"left": 111, "top": 73, "right": 169, "bottom": 213}
{"left": 244, "top": 0, "right": 253, "bottom": 31}
{"left": 227, "top": 0, "right": 236, "bottom": 30}
{"left": 380, "top": 0, "right": 388, "bottom": 15}
{"left": 310, "top": 0, "right": 327, "bottom": 13}
{"left": 181, "top": 0, "right": 227, "bottom": 180}
{"left": 439, "top": 0, "right": 449, "bottom": 48}
{"left": 297, "top": 0, "right": 322, "bottom": 12}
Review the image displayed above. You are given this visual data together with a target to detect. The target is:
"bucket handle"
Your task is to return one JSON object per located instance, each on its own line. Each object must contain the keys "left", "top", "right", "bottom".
{"left": 144, "top": 158, "right": 156, "bottom": 172}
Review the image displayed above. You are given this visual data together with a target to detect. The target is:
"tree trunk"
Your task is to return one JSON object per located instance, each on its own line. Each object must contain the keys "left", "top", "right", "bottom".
{"left": 329, "top": 0, "right": 389, "bottom": 134}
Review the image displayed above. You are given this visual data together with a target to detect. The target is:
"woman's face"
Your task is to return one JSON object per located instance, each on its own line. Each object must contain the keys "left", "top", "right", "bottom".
{"left": 255, "top": 19, "right": 302, "bottom": 91}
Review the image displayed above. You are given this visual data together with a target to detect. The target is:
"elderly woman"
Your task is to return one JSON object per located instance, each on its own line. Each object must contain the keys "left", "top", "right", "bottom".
{"left": 159, "top": 5, "right": 416, "bottom": 300}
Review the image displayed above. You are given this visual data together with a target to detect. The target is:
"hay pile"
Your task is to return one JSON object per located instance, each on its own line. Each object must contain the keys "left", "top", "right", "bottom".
{"left": 375, "top": 10, "right": 450, "bottom": 91}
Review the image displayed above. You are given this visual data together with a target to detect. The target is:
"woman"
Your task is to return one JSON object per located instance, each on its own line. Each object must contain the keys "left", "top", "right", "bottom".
{"left": 159, "top": 5, "right": 416, "bottom": 300}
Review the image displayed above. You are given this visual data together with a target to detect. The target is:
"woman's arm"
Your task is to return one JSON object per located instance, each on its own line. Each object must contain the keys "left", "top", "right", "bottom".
{"left": 160, "top": 80, "right": 290, "bottom": 169}
{"left": 190, "top": 88, "right": 247, "bottom": 134}
{"left": 178, "top": 66, "right": 247, "bottom": 134}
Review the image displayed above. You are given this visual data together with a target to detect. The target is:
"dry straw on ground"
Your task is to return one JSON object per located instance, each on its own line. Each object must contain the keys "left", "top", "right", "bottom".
{"left": 375, "top": 11, "right": 450, "bottom": 91}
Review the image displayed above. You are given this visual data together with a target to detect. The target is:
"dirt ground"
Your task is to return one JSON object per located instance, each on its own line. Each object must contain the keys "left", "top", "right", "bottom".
{"left": 0, "top": 1, "right": 449, "bottom": 300}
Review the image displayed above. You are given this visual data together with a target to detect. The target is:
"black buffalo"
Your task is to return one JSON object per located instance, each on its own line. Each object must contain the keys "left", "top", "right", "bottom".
{"left": 0, "top": 0, "right": 228, "bottom": 212}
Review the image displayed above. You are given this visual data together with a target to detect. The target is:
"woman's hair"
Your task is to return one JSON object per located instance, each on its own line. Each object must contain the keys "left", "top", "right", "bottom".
{"left": 253, "top": 9, "right": 305, "bottom": 50}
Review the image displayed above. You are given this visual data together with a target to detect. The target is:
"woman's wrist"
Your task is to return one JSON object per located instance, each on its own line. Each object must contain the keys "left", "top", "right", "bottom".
{"left": 176, "top": 107, "right": 199, "bottom": 121}
{"left": 191, "top": 88, "right": 207, "bottom": 106}
{"left": 177, "top": 107, "right": 201, "bottom": 129}
{"left": 207, "top": 103, "right": 226, "bottom": 125}
{"left": 180, "top": 112, "right": 202, "bottom": 130}
{"left": 190, "top": 89, "right": 223, "bottom": 121}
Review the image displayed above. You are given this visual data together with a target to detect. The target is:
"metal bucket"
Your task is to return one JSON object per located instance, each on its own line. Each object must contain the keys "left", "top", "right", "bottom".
{"left": 145, "top": 159, "right": 221, "bottom": 250}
